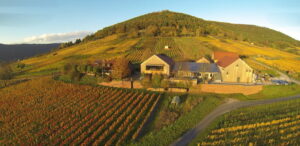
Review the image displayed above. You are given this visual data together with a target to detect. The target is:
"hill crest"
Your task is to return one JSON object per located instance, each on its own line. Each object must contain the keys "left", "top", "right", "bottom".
{"left": 81, "top": 10, "right": 299, "bottom": 50}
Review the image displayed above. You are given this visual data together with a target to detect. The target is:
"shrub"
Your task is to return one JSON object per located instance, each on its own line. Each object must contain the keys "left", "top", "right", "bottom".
{"left": 152, "top": 74, "right": 163, "bottom": 88}
{"left": 161, "top": 80, "right": 170, "bottom": 90}
{"left": 0, "top": 64, "right": 13, "bottom": 80}
{"left": 16, "top": 63, "right": 26, "bottom": 69}
{"left": 62, "top": 63, "right": 73, "bottom": 75}
{"left": 70, "top": 70, "right": 82, "bottom": 81}
{"left": 141, "top": 75, "right": 151, "bottom": 88}
{"left": 98, "top": 76, "right": 112, "bottom": 82}
{"left": 62, "top": 63, "right": 83, "bottom": 81}
{"left": 79, "top": 75, "right": 98, "bottom": 85}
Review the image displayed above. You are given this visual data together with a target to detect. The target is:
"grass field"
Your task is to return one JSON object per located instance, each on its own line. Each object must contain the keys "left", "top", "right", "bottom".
{"left": 0, "top": 77, "right": 161, "bottom": 145}
{"left": 247, "top": 84, "right": 300, "bottom": 100}
{"left": 190, "top": 97, "right": 300, "bottom": 145}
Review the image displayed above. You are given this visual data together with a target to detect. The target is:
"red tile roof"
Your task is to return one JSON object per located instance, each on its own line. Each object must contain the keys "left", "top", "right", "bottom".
{"left": 213, "top": 51, "right": 239, "bottom": 68}
{"left": 213, "top": 51, "right": 239, "bottom": 60}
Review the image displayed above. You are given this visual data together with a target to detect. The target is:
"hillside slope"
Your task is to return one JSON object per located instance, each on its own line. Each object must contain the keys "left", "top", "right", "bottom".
{"left": 19, "top": 11, "right": 300, "bottom": 79}
{"left": 86, "top": 10, "right": 300, "bottom": 50}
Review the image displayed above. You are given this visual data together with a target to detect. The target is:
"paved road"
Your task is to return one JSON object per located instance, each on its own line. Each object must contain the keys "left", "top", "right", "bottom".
{"left": 252, "top": 59, "right": 300, "bottom": 85}
{"left": 171, "top": 94, "right": 300, "bottom": 146}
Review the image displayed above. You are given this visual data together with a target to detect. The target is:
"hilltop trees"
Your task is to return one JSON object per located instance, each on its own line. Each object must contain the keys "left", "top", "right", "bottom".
{"left": 145, "top": 25, "right": 159, "bottom": 36}
{"left": 180, "top": 26, "right": 189, "bottom": 36}
{"left": 54, "top": 38, "right": 82, "bottom": 51}
{"left": 82, "top": 10, "right": 213, "bottom": 40}
{"left": 81, "top": 10, "right": 299, "bottom": 50}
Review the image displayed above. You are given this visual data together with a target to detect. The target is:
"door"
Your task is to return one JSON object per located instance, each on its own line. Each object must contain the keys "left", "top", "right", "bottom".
{"left": 237, "top": 77, "right": 240, "bottom": 83}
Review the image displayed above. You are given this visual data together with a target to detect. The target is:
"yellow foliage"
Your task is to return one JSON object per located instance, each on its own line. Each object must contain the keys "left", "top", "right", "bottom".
{"left": 21, "top": 35, "right": 139, "bottom": 73}
{"left": 196, "top": 36, "right": 300, "bottom": 73}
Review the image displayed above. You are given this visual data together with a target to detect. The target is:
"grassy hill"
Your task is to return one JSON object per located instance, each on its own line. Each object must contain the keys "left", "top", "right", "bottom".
{"left": 86, "top": 10, "right": 300, "bottom": 50}
{"left": 17, "top": 10, "right": 300, "bottom": 79}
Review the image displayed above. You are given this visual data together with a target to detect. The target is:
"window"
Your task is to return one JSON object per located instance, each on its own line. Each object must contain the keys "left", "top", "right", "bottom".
{"left": 146, "top": 65, "right": 164, "bottom": 71}
{"left": 196, "top": 73, "right": 202, "bottom": 77}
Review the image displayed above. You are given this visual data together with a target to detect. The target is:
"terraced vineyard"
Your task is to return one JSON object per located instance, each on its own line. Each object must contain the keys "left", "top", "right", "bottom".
{"left": 0, "top": 79, "right": 28, "bottom": 89}
{"left": 153, "top": 37, "right": 183, "bottom": 59}
{"left": 196, "top": 98, "right": 300, "bottom": 145}
{"left": 0, "top": 77, "right": 161, "bottom": 145}
{"left": 126, "top": 37, "right": 184, "bottom": 63}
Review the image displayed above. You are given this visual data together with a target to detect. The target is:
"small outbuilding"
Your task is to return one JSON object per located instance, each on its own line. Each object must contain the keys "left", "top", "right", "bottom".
{"left": 196, "top": 57, "right": 210, "bottom": 63}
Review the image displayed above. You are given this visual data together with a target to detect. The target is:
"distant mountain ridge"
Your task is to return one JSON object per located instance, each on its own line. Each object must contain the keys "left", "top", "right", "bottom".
{"left": 0, "top": 43, "right": 60, "bottom": 62}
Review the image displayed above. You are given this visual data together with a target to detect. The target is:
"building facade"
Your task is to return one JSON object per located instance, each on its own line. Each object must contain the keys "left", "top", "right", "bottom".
{"left": 141, "top": 52, "right": 255, "bottom": 83}
{"left": 213, "top": 51, "right": 255, "bottom": 83}
{"left": 140, "top": 54, "right": 174, "bottom": 76}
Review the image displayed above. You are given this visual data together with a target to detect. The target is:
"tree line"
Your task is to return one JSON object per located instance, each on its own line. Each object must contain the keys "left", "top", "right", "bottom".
{"left": 62, "top": 57, "right": 132, "bottom": 82}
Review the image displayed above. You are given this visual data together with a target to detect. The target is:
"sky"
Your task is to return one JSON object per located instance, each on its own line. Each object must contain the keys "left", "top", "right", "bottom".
{"left": 0, "top": 0, "right": 300, "bottom": 44}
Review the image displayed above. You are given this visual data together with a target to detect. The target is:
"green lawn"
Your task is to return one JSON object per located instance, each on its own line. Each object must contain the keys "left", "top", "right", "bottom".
{"left": 247, "top": 84, "right": 300, "bottom": 100}
{"left": 188, "top": 115, "right": 224, "bottom": 146}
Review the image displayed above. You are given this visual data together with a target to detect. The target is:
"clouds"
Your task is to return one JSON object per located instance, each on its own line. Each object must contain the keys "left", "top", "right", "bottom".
{"left": 22, "top": 31, "right": 93, "bottom": 44}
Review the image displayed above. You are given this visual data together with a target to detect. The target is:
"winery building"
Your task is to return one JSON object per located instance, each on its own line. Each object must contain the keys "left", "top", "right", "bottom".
{"left": 213, "top": 51, "right": 255, "bottom": 83}
{"left": 141, "top": 52, "right": 255, "bottom": 83}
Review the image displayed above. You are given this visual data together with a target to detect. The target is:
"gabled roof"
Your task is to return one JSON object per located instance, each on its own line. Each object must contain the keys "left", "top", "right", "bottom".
{"left": 213, "top": 51, "right": 239, "bottom": 68}
{"left": 217, "top": 56, "right": 239, "bottom": 68}
{"left": 173, "top": 62, "right": 220, "bottom": 73}
{"left": 213, "top": 51, "right": 239, "bottom": 60}
{"left": 155, "top": 54, "right": 175, "bottom": 66}
{"left": 196, "top": 57, "right": 210, "bottom": 63}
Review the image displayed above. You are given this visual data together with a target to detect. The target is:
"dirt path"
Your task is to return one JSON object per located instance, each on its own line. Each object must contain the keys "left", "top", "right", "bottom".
{"left": 99, "top": 80, "right": 142, "bottom": 89}
{"left": 170, "top": 94, "right": 300, "bottom": 146}
{"left": 252, "top": 59, "right": 300, "bottom": 85}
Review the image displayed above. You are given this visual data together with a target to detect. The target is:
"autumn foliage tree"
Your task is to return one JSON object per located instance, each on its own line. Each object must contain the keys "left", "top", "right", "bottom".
{"left": 111, "top": 57, "right": 132, "bottom": 79}
{"left": 62, "top": 63, "right": 83, "bottom": 81}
